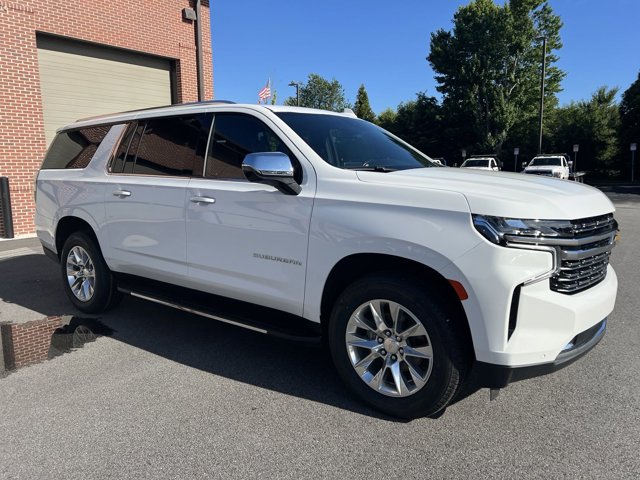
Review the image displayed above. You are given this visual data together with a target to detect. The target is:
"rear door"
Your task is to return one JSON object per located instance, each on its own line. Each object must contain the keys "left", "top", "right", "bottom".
{"left": 103, "top": 114, "right": 212, "bottom": 284}
{"left": 185, "top": 112, "right": 315, "bottom": 316}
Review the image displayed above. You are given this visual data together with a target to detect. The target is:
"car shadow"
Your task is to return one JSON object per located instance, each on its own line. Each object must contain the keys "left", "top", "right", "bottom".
{"left": 1, "top": 253, "right": 482, "bottom": 420}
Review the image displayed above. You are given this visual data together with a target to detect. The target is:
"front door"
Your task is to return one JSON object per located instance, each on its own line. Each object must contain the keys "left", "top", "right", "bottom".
{"left": 185, "top": 112, "right": 315, "bottom": 316}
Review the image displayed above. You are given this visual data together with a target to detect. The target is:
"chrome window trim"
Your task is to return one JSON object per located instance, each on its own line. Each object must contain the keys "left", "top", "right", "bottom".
{"left": 201, "top": 113, "right": 216, "bottom": 178}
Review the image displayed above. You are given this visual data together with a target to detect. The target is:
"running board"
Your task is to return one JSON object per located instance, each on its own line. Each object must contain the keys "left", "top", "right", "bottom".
{"left": 115, "top": 274, "right": 321, "bottom": 344}
{"left": 128, "top": 291, "right": 269, "bottom": 335}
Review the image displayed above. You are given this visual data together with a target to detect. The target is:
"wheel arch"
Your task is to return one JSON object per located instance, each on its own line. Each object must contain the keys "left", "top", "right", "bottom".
{"left": 55, "top": 216, "right": 100, "bottom": 259}
{"left": 319, "top": 253, "right": 475, "bottom": 358}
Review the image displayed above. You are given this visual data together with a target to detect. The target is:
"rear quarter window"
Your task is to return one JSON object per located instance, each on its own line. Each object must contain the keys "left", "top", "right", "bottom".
{"left": 41, "top": 125, "right": 112, "bottom": 169}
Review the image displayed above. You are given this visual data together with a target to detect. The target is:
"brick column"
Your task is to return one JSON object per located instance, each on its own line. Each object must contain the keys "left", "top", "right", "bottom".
{"left": 0, "top": 2, "right": 47, "bottom": 235}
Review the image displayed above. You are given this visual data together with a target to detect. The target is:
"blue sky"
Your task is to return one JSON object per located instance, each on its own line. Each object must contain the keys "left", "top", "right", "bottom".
{"left": 210, "top": 0, "right": 640, "bottom": 114}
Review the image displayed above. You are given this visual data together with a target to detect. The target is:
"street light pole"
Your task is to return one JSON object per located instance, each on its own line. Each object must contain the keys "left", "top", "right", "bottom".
{"left": 288, "top": 81, "right": 300, "bottom": 107}
{"left": 632, "top": 143, "right": 637, "bottom": 183}
{"left": 537, "top": 37, "right": 547, "bottom": 154}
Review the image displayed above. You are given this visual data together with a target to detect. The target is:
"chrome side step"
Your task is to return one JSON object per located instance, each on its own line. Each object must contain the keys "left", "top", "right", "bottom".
{"left": 128, "top": 291, "right": 268, "bottom": 335}
{"left": 115, "top": 275, "right": 321, "bottom": 344}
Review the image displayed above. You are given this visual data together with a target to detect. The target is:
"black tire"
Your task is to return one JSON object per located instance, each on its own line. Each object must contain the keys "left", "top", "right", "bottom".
{"left": 60, "top": 231, "right": 121, "bottom": 313}
{"left": 328, "top": 273, "right": 469, "bottom": 419}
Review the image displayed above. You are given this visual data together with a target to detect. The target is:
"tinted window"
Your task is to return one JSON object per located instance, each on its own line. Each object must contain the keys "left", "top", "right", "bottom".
{"left": 462, "top": 159, "right": 490, "bottom": 167}
{"left": 276, "top": 112, "right": 437, "bottom": 171}
{"left": 110, "top": 114, "right": 212, "bottom": 177}
{"left": 530, "top": 157, "right": 562, "bottom": 166}
{"left": 206, "top": 113, "right": 296, "bottom": 180}
{"left": 110, "top": 123, "right": 138, "bottom": 174}
{"left": 42, "top": 125, "right": 112, "bottom": 169}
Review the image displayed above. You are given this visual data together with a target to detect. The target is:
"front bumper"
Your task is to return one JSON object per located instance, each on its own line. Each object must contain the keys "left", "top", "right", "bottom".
{"left": 473, "top": 318, "right": 607, "bottom": 388}
{"left": 440, "top": 239, "right": 617, "bottom": 367}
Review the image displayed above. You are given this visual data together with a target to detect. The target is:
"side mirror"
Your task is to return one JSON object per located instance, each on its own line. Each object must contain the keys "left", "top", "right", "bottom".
{"left": 242, "top": 152, "right": 301, "bottom": 195}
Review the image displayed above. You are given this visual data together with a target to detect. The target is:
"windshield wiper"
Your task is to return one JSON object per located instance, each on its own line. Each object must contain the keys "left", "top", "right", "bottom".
{"left": 346, "top": 166, "right": 398, "bottom": 172}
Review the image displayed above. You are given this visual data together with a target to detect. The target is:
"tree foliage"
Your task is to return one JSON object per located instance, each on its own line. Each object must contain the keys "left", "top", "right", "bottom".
{"left": 381, "top": 93, "right": 442, "bottom": 156}
{"left": 427, "top": 0, "right": 565, "bottom": 153}
{"left": 549, "top": 87, "right": 620, "bottom": 174}
{"left": 620, "top": 71, "right": 640, "bottom": 150}
{"left": 375, "top": 108, "right": 397, "bottom": 132}
{"left": 284, "top": 74, "right": 349, "bottom": 112}
{"left": 354, "top": 84, "right": 376, "bottom": 122}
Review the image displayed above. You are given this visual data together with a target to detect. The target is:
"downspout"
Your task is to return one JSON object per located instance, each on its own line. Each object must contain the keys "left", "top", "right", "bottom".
{"left": 195, "top": 0, "right": 205, "bottom": 101}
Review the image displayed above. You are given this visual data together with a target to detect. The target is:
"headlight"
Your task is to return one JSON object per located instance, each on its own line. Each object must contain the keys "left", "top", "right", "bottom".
{"left": 472, "top": 215, "right": 570, "bottom": 245}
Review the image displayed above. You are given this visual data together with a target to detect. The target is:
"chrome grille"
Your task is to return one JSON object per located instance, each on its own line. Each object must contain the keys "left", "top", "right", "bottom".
{"left": 551, "top": 214, "right": 617, "bottom": 294}
{"left": 503, "top": 213, "right": 618, "bottom": 295}
{"left": 551, "top": 251, "right": 610, "bottom": 294}
{"left": 526, "top": 170, "right": 554, "bottom": 176}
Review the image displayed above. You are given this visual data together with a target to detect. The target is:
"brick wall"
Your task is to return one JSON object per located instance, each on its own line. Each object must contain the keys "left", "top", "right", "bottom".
{"left": 1, "top": 316, "right": 64, "bottom": 369}
{"left": 0, "top": 0, "right": 213, "bottom": 235}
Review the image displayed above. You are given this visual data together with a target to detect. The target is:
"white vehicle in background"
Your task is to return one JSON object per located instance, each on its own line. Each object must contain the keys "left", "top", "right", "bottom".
{"left": 460, "top": 156, "right": 501, "bottom": 171}
{"left": 35, "top": 102, "right": 618, "bottom": 419}
{"left": 524, "top": 154, "right": 570, "bottom": 179}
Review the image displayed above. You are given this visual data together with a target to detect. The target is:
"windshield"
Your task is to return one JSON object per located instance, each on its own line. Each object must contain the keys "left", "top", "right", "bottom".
{"left": 462, "top": 159, "right": 490, "bottom": 167}
{"left": 276, "top": 112, "right": 436, "bottom": 171}
{"left": 530, "top": 157, "right": 562, "bottom": 166}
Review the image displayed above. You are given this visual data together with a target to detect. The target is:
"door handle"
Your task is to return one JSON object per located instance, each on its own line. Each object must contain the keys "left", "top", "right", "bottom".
{"left": 190, "top": 196, "right": 216, "bottom": 204}
{"left": 113, "top": 190, "right": 131, "bottom": 197}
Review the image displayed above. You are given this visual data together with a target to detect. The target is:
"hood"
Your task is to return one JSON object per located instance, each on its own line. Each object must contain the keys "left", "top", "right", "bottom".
{"left": 356, "top": 168, "right": 614, "bottom": 220}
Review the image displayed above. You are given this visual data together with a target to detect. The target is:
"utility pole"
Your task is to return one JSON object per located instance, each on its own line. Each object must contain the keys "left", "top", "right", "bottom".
{"left": 288, "top": 81, "right": 300, "bottom": 107}
{"left": 514, "top": 147, "right": 519, "bottom": 172}
{"left": 537, "top": 37, "right": 547, "bottom": 155}
{"left": 632, "top": 143, "right": 637, "bottom": 183}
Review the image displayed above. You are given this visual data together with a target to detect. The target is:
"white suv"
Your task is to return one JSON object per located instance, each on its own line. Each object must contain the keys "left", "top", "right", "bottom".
{"left": 35, "top": 102, "right": 618, "bottom": 418}
{"left": 524, "top": 154, "right": 570, "bottom": 179}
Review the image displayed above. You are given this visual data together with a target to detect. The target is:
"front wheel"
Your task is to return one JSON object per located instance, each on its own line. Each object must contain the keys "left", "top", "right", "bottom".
{"left": 60, "top": 232, "right": 121, "bottom": 313}
{"left": 328, "top": 274, "right": 469, "bottom": 419}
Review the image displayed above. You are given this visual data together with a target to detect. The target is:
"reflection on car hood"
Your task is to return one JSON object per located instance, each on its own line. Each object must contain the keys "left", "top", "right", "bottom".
{"left": 356, "top": 168, "right": 614, "bottom": 219}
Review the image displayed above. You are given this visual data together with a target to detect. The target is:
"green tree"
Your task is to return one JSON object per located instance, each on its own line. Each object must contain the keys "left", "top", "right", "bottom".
{"left": 388, "top": 93, "right": 442, "bottom": 156}
{"left": 427, "top": 0, "right": 565, "bottom": 154}
{"left": 549, "top": 87, "right": 620, "bottom": 176}
{"left": 619, "top": 71, "right": 640, "bottom": 176}
{"left": 353, "top": 84, "right": 376, "bottom": 122}
{"left": 284, "top": 74, "right": 349, "bottom": 112}
{"left": 375, "top": 108, "right": 397, "bottom": 132}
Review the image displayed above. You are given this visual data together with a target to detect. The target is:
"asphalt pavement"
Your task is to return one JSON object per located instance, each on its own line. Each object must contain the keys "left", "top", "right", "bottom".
{"left": 0, "top": 191, "right": 639, "bottom": 479}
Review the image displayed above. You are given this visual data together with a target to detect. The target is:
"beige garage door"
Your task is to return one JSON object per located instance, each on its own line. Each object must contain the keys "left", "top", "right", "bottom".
{"left": 37, "top": 35, "right": 172, "bottom": 145}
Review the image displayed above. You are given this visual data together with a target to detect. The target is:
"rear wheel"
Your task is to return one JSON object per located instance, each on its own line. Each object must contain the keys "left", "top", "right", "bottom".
{"left": 328, "top": 274, "right": 469, "bottom": 419}
{"left": 60, "top": 232, "right": 121, "bottom": 313}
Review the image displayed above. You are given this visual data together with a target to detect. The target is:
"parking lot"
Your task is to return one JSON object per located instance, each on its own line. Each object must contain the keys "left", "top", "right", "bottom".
{"left": 1, "top": 189, "right": 639, "bottom": 479}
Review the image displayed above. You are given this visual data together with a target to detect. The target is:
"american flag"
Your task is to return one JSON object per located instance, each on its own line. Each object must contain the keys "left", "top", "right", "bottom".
{"left": 258, "top": 79, "right": 271, "bottom": 102}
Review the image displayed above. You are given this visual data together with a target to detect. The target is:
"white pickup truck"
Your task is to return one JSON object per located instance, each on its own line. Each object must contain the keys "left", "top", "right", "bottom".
{"left": 35, "top": 102, "right": 618, "bottom": 418}
{"left": 524, "top": 154, "right": 571, "bottom": 179}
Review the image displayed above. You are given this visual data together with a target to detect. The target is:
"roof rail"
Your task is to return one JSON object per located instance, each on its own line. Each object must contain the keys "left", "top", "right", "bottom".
{"left": 75, "top": 100, "right": 237, "bottom": 122}
{"left": 179, "top": 99, "right": 237, "bottom": 106}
